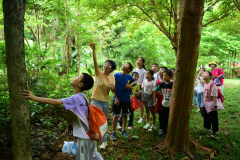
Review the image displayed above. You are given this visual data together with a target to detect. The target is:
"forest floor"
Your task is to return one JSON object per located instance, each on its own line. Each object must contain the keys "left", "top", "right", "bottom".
{"left": 1, "top": 79, "right": 240, "bottom": 160}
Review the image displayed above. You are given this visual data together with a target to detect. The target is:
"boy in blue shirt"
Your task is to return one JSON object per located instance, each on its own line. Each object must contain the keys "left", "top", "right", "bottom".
{"left": 110, "top": 62, "right": 134, "bottom": 140}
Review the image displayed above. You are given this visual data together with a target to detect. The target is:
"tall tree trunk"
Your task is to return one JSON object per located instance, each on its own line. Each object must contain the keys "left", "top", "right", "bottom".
{"left": 77, "top": 38, "right": 82, "bottom": 76}
{"left": 66, "top": 33, "right": 71, "bottom": 79}
{"left": 165, "top": 0, "right": 205, "bottom": 157}
{"left": 3, "top": 0, "right": 32, "bottom": 159}
{"left": 64, "top": 0, "right": 71, "bottom": 80}
{"left": 99, "top": 31, "right": 103, "bottom": 60}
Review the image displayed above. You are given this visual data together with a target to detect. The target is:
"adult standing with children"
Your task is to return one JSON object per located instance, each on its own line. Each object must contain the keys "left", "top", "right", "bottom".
{"left": 89, "top": 41, "right": 117, "bottom": 149}
{"left": 209, "top": 61, "right": 225, "bottom": 94}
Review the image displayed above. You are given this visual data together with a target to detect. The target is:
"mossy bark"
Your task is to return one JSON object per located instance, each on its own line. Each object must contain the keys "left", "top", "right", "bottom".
{"left": 165, "top": 0, "right": 207, "bottom": 157}
{"left": 3, "top": 0, "right": 32, "bottom": 159}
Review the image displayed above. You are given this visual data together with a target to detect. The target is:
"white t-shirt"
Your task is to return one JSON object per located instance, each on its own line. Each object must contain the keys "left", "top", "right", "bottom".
{"left": 194, "top": 77, "right": 203, "bottom": 93}
{"left": 153, "top": 72, "right": 158, "bottom": 81}
{"left": 142, "top": 80, "right": 155, "bottom": 95}
{"left": 132, "top": 68, "right": 146, "bottom": 85}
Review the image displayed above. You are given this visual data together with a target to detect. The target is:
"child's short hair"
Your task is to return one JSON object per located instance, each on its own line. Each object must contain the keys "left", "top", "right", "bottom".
{"left": 164, "top": 69, "right": 173, "bottom": 77}
{"left": 105, "top": 60, "right": 116, "bottom": 72}
{"left": 132, "top": 72, "right": 139, "bottom": 76}
{"left": 199, "top": 67, "right": 205, "bottom": 71}
{"left": 206, "top": 71, "right": 212, "bottom": 79}
{"left": 152, "top": 63, "right": 159, "bottom": 67}
{"left": 80, "top": 73, "right": 94, "bottom": 91}
{"left": 159, "top": 66, "right": 168, "bottom": 71}
{"left": 127, "top": 62, "right": 133, "bottom": 73}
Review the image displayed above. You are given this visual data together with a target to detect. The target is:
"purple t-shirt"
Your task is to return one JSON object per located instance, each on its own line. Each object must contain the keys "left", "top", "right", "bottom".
{"left": 62, "top": 93, "right": 90, "bottom": 139}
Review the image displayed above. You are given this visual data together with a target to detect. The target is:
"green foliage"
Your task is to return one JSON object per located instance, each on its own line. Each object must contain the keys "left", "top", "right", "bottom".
{"left": 95, "top": 79, "right": 240, "bottom": 159}
{"left": 198, "top": 26, "right": 240, "bottom": 75}
{"left": 190, "top": 79, "right": 240, "bottom": 159}
{"left": 0, "top": 0, "right": 240, "bottom": 158}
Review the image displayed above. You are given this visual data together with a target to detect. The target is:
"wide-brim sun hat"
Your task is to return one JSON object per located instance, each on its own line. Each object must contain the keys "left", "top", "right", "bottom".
{"left": 209, "top": 61, "right": 217, "bottom": 67}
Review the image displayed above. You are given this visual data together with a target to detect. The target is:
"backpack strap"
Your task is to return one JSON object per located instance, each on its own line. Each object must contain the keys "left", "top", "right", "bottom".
{"left": 210, "top": 82, "right": 214, "bottom": 89}
{"left": 77, "top": 93, "right": 90, "bottom": 132}
{"left": 78, "top": 93, "right": 89, "bottom": 106}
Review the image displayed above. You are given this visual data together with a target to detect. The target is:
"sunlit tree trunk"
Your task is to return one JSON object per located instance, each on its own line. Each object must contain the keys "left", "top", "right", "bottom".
{"left": 64, "top": 0, "right": 71, "bottom": 80}
{"left": 3, "top": 0, "right": 32, "bottom": 159}
{"left": 165, "top": 0, "right": 205, "bottom": 156}
{"left": 77, "top": 38, "right": 82, "bottom": 76}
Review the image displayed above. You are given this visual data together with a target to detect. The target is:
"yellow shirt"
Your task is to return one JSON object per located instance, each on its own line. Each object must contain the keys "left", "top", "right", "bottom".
{"left": 130, "top": 83, "right": 140, "bottom": 99}
{"left": 91, "top": 70, "right": 115, "bottom": 102}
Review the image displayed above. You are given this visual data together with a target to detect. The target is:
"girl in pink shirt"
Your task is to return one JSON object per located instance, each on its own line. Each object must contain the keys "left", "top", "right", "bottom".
{"left": 209, "top": 61, "right": 225, "bottom": 94}
{"left": 202, "top": 71, "right": 219, "bottom": 138}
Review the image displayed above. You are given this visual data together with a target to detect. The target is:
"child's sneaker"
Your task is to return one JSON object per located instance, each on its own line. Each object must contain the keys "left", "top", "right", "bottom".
{"left": 110, "top": 131, "right": 117, "bottom": 141}
{"left": 99, "top": 142, "right": 108, "bottom": 149}
{"left": 137, "top": 117, "right": 143, "bottom": 124}
{"left": 206, "top": 129, "right": 211, "bottom": 134}
{"left": 128, "top": 126, "right": 133, "bottom": 130}
{"left": 211, "top": 132, "right": 218, "bottom": 138}
{"left": 196, "top": 109, "right": 200, "bottom": 113}
{"left": 158, "top": 129, "right": 164, "bottom": 135}
{"left": 143, "top": 123, "right": 150, "bottom": 129}
{"left": 117, "top": 122, "right": 122, "bottom": 129}
{"left": 148, "top": 125, "right": 156, "bottom": 132}
{"left": 121, "top": 130, "right": 129, "bottom": 137}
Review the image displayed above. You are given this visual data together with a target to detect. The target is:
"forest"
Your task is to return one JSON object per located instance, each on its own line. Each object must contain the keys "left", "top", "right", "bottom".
{"left": 0, "top": 0, "right": 240, "bottom": 159}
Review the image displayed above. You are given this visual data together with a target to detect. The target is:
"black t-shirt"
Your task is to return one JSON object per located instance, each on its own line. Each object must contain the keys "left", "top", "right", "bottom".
{"left": 155, "top": 82, "right": 173, "bottom": 107}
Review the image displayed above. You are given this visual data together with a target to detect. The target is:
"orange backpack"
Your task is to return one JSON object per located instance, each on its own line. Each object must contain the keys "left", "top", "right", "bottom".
{"left": 79, "top": 94, "right": 107, "bottom": 140}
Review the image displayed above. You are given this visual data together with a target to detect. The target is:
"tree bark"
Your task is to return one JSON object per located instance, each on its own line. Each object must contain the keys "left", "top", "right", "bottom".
{"left": 64, "top": 0, "right": 71, "bottom": 80}
{"left": 77, "top": 38, "right": 82, "bottom": 76}
{"left": 165, "top": 0, "right": 205, "bottom": 156}
{"left": 3, "top": 0, "right": 32, "bottom": 159}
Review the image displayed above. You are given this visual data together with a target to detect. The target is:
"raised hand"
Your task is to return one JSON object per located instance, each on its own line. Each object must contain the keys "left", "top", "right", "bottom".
{"left": 89, "top": 40, "right": 95, "bottom": 51}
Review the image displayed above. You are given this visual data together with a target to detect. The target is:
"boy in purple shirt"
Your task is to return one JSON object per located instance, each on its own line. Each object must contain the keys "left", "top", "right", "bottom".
{"left": 23, "top": 73, "right": 103, "bottom": 160}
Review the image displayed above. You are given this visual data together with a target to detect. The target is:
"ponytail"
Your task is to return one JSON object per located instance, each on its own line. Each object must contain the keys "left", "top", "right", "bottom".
{"left": 139, "top": 57, "right": 146, "bottom": 70}
{"left": 142, "top": 64, "right": 146, "bottom": 70}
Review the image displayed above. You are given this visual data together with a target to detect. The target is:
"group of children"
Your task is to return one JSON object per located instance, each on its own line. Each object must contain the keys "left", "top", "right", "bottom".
{"left": 22, "top": 43, "right": 223, "bottom": 159}
{"left": 113, "top": 58, "right": 175, "bottom": 139}
{"left": 113, "top": 58, "right": 222, "bottom": 141}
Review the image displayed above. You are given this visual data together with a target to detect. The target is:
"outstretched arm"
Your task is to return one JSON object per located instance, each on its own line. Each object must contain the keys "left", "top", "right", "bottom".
{"left": 89, "top": 40, "right": 100, "bottom": 74}
{"left": 22, "top": 86, "right": 62, "bottom": 106}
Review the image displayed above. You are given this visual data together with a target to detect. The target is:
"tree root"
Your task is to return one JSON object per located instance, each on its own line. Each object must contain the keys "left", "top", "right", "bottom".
{"left": 167, "top": 140, "right": 216, "bottom": 159}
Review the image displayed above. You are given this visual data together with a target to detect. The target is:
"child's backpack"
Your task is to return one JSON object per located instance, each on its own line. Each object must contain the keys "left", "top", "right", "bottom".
{"left": 210, "top": 82, "right": 224, "bottom": 103}
{"left": 79, "top": 94, "right": 107, "bottom": 140}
